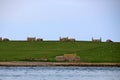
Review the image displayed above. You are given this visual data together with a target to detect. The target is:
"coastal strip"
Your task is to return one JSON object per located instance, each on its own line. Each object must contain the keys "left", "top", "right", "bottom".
{"left": 0, "top": 62, "right": 120, "bottom": 67}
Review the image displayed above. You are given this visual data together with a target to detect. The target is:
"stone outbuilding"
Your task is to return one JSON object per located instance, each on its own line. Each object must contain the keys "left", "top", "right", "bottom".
{"left": 60, "top": 37, "right": 68, "bottom": 41}
{"left": 0, "top": 37, "right": 2, "bottom": 41}
{"left": 60, "top": 37, "right": 76, "bottom": 42}
{"left": 55, "top": 54, "right": 80, "bottom": 62}
{"left": 37, "top": 38, "right": 43, "bottom": 41}
{"left": 106, "top": 39, "right": 113, "bottom": 42}
{"left": 27, "top": 37, "right": 36, "bottom": 41}
{"left": 92, "top": 37, "right": 102, "bottom": 42}
{"left": 68, "top": 38, "right": 76, "bottom": 42}
{"left": 2, "top": 38, "right": 10, "bottom": 41}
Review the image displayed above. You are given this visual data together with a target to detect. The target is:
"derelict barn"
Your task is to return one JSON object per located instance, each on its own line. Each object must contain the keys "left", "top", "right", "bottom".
{"left": 68, "top": 38, "right": 76, "bottom": 42}
{"left": 60, "top": 37, "right": 68, "bottom": 41}
{"left": 0, "top": 37, "right": 2, "bottom": 41}
{"left": 36, "top": 38, "right": 43, "bottom": 41}
{"left": 92, "top": 37, "right": 102, "bottom": 42}
{"left": 55, "top": 54, "right": 80, "bottom": 62}
{"left": 106, "top": 39, "right": 113, "bottom": 42}
{"left": 3, "top": 38, "right": 10, "bottom": 41}
{"left": 60, "top": 37, "right": 76, "bottom": 42}
{"left": 27, "top": 37, "right": 36, "bottom": 41}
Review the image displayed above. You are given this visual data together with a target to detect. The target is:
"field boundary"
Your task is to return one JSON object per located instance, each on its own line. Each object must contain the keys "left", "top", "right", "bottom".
{"left": 0, "top": 62, "right": 120, "bottom": 67}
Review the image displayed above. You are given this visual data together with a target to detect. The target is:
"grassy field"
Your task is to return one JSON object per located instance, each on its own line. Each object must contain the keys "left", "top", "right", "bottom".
{"left": 0, "top": 41, "right": 120, "bottom": 62}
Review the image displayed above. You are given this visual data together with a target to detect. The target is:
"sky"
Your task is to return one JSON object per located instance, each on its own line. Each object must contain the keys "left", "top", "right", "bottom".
{"left": 0, "top": 0, "right": 120, "bottom": 42}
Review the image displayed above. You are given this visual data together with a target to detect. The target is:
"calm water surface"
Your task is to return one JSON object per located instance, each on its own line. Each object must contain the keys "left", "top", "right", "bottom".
{"left": 0, "top": 67, "right": 120, "bottom": 80}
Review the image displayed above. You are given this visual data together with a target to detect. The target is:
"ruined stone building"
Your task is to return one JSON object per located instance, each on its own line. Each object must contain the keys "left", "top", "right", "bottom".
{"left": 27, "top": 37, "right": 36, "bottom": 41}
{"left": 55, "top": 54, "right": 80, "bottom": 62}
{"left": 60, "top": 37, "right": 75, "bottom": 42}
{"left": 0, "top": 37, "right": 2, "bottom": 41}
{"left": 92, "top": 37, "right": 102, "bottom": 42}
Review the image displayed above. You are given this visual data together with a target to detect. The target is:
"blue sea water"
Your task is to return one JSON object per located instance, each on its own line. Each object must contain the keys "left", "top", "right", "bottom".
{"left": 0, "top": 67, "right": 120, "bottom": 80}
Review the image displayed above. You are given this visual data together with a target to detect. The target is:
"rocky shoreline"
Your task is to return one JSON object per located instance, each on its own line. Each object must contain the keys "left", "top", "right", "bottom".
{"left": 0, "top": 62, "right": 120, "bottom": 67}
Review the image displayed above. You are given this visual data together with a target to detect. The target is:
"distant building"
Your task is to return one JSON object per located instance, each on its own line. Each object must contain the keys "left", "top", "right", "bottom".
{"left": 60, "top": 37, "right": 68, "bottom": 41}
{"left": 106, "top": 39, "right": 113, "bottom": 42}
{"left": 55, "top": 54, "right": 80, "bottom": 62}
{"left": 27, "top": 37, "right": 36, "bottom": 41}
{"left": 68, "top": 38, "right": 76, "bottom": 42}
{"left": 92, "top": 37, "right": 102, "bottom": 42}
{"left": 37, "top": 38, "right": 43, "bottom": 41}
{"left": 3, "top": 38, "right": 10, "bottom": 41}
{"left": 0, "top": 37, "right": 2, "bottom": 41}
{"left": 60, "top": 37, "right": 76, "bottom": 42}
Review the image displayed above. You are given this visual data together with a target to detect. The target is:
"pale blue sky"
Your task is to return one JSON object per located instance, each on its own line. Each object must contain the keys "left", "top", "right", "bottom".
{"left": 0, "top": 0, "right": 120, "bottom": 41}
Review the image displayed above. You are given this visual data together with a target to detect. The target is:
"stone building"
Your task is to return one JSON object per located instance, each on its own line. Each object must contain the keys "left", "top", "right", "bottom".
{"left": 3, "top": 38, "right": 10, "bottom": 41}
{"left": 68, "top": 38, "right": 76, "bottom": 42}
{"left": 106, "top": 39, "right": 113, "bottom": 42}
{"left": 60, "top": 37, "right": 76, "bottom": 42}
{"left": 92, "top": 37, "right": 102, "bottom": 42}
{"left": 37, "top": 38, "right": 43, "bottom": 41}
{"left": 27, "top": 37, "right": 36, "bottom": 41}
{"left": 0, "top": 37, "right": 2, "bottom": 41}
{"left": 55, "top": 54, "right": 80, "bottom": 62}
{"left": 60, "top": 37, "right": 68, "bottom": 41}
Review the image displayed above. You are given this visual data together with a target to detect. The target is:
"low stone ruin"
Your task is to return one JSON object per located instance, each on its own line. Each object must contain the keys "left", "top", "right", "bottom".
{"left": 27, "top": 37, "right": 43, "bottom": 42}
{"left": 2, "top": 38, "right": 10, "bottom": 41}
{"left": 27, "top": 37, "right": 36, "bottom": 41}
{"left": 55, "top": 54, "right": 80, "bottom": 62}
{"left": 0, "top": 37, "right": 2, "bottom": 41}
{"left": 106, "top": 39, "right": 113, "bottom": 42}
{"left": 92, "top": 37, "right": 102, "bottom": 42}
{"left": 36, "top": 38, "right": 43, "bottom": 41}
{"left": 59, "top": 37, "right": 76, "bottom": 42}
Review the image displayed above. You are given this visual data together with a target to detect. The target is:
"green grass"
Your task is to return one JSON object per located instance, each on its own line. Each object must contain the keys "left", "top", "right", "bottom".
{"left": 0, "top": 41, "right": 120, "bottom": 62}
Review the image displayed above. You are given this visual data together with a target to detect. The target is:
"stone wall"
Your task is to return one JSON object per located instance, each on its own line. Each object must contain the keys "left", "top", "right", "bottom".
{"left": 55, "top": 54, "right": 80, "bottom": 62}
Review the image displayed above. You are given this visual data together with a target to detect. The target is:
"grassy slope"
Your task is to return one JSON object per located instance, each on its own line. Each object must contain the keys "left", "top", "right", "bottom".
{"left": 0, "top": 41, "right": 120, "bottom": 62}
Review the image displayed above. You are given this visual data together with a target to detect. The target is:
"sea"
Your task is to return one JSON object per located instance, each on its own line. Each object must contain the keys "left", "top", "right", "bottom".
{"left": 0, "top": 66, "right": 120, "bottom": 80}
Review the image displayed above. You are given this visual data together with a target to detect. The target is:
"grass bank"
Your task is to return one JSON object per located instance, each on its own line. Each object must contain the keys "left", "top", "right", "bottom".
{"left": 0, "top": 41, "right": 120, "bottom": 62}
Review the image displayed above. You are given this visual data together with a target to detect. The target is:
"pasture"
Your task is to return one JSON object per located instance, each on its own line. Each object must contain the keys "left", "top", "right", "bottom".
{"left": 0, "top": 41, "right": 120, "bottom": 62}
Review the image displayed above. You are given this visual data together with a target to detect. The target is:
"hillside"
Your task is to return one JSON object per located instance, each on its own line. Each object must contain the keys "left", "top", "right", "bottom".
{"left": 0, "top": 41, "right": 120, "bottom": 62}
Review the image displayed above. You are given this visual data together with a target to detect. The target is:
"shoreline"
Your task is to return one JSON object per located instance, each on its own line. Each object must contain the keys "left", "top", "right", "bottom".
{"left": 0, "top": 62, "right": 120, "bottom": 67}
